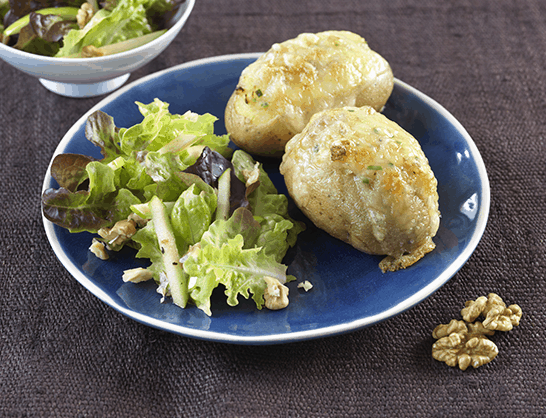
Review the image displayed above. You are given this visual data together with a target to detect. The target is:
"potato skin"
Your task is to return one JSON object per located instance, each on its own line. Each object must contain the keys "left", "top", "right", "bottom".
{"left": 225, "top": 31, "right": 394, "bottom": 157}
{"left": 279, "top": 106, "right": 440, "bottom": 272}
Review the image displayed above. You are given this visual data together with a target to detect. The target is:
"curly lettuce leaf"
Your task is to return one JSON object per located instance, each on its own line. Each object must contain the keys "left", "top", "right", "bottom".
{"left": 200, "top": 207, "right": 261, "bottom": 249}
{"left": 144, "top": 151, "right": 191, "bottom": 201}
{"left": 43, "top": 160, "right": 141, "bottom": 232}
{"left": 42, "top": 186, "right": 140, "bottom": 233}
{"left": 171, "top": 182, "right": 217, "bottom": 248}
{"left": 231, "top": 150, "right": 305, "bottom": 246}
{"left": 120, "top": 100, "right": 231, "bottom": 156}
{"left": 42, "top": 187, "right": 110, "bottom": 232}
{"left": 184, "top": 233, "right": 289, "bottom": 316}
{"left": 12, "top": 11, "right": 76, "bottom": 54}
{"left": 255, "top": 214, "right": 296, "bottom": 263}
{"left": 122, "top": 99, "right": 172, "bottom": 152}
{"left": 182, "top": 207, "right": 295, "bottom": 315}
{"left": 4, "top": 0, "right": 85, "bottom": 22}
{"left": 50, "top": 153, "right": 94, "bottom": 191}
{"left": 85, "top": 110, "right": 122, "bottom": 162}
{"left": 120, "top": 157, "right": 153, "bottom": 191}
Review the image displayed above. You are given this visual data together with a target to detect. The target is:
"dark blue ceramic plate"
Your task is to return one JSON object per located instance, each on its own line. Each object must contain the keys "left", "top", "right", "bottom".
{"left": 42, "top": 53, "right": 490, "bottom": 344}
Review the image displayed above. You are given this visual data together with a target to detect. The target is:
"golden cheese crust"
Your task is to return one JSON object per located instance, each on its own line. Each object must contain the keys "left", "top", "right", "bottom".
{"left": 225, "top": 31, "right": 394, "bottom": 156}
{"left": 279, "top": 106, "right": 440, "bottom": 272}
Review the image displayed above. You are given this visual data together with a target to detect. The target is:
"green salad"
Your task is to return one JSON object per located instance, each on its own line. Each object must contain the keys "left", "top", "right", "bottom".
{"left": 1, "top": 0, "right": 183, "bottom": 57}
{"left": 42, "top": 99, "right": 304, "bottom": 315}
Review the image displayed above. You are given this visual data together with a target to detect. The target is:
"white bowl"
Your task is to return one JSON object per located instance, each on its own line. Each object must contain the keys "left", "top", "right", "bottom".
{"left": 0, "top": 0, "right": 195, "bottom": 98}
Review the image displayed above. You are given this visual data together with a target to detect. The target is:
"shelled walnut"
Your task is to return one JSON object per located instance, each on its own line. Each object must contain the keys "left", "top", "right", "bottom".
{"left": 81, "top": 45, "right": 104, "bottom": 58}
{"left": 432, "top": 293, "right": 522, "bottom": 371}
{"left": 89, "top": 238, "right": 109, "bottom": 260}
{"left": 263, "top": 276, "right": 289, "bottom": 310}
{"left": 432, "top": 319, "right": 468, "bottom": 339}
{"left": 98, "top": 219, "right": 137, "bottom": 249}
{"left": 432, "top": 320, "right": 497, "bottom": 371}
{"left": 461, "top": 293, "right": 522, "bottom": 331}
{"left": 461, "top": 296, "right": 488, "bottom": 322}
{"left": 77, "top": 2, "right": 95, "bottom": 29}
{"left": 122, "top": 267, "right": 154, "bottom": 283}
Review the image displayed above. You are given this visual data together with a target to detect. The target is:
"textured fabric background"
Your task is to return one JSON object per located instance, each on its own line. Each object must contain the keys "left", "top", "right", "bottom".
{"left": 1, "top": 0, "right": 545, "bottom": 416}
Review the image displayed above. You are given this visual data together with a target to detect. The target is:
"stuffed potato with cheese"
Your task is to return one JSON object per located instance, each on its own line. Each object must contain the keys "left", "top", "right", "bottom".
{"left": 225, "top": 31, "right": 394, "bottom": 156}
{"left": 279, "top": 106, "right": 440, "bottom": 272}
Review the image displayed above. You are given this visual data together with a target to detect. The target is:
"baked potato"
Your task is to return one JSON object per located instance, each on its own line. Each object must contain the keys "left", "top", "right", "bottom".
{"left": 279, "top": 106, "right": 440, "bottom": 272}
{"left": 225, "top": 30, "right": 394, "bottom": 156}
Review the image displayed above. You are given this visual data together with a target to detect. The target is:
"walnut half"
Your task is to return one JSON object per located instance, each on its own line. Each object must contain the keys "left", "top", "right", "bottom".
{"left": 263, "top": 276, "right": 289, "bottom": 310}
{"left": 81, "top": 45, "right": 105, "bottom": 58}
{"left": 432, "top": 320, "right": 498, "bottom": 371}
{"left": 98, "top": 219, "right": 137, "bottom": 249}
{"left": 77, "top": 2, "right": 95, "bottom": 29}
{"left": 89, "top": 238, "right": 109, "bottom": 260}
{"left": 122, "top": 267, "right": 154, "bottom": 283}
{"left": 461, "top": 293, "right": 522, "bottom": 331}
{"left": 432, "top": 319, "right": 471, "bottom": 339}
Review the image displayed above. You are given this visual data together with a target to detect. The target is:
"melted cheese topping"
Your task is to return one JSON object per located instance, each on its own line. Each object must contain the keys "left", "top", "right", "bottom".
{"left": 280, "top": 106, "right": 440, "bottom": 266}
{"left": 233, "top": 31, "right": 392, "bottom": 132}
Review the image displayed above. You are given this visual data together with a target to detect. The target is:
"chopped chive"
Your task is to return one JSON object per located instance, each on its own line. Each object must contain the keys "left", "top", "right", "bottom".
{"left": 255, "top": 89, "right": 263, "bottom": 97}
{"left": 261, "top": 102, "right": 269, "bottom": 108}
{"left": 362, "top": 178, "right": 370, "bottom": 184}
{"left": 367, "top": 165, "right": 382, "bottom": 170}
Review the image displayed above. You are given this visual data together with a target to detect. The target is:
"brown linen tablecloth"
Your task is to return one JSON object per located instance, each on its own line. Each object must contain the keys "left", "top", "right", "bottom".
{"left": 1, "top": 0, "right": 545, "bottom": 416}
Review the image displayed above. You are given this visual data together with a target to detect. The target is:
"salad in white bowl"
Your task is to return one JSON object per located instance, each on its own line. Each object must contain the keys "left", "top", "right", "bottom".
{"left": 0, "top": 0, "right": 194, "bottom": 97}
{"left": 1, "top": 0, "right": 185, "bottom": 57}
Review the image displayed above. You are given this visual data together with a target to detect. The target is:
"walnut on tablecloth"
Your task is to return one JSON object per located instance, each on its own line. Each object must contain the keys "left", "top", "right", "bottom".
{"left": 432, "top": 293, "right": 522, "bottom": 370}
{"left": 462, "top": 293, "right": 523, "bottom": 331}
{"left": 432, "top": 321, "right": 498, "bottom": 371}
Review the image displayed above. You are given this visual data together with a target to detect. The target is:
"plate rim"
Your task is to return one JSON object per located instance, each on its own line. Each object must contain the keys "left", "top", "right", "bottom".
{"left": 41, "top": 52, "right": 490, "bottom": 344}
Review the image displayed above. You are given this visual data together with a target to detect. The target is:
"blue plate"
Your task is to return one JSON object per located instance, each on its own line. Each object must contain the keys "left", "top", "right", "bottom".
{"left": 42, "top": 53, "right": 490, "bottom": 344}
